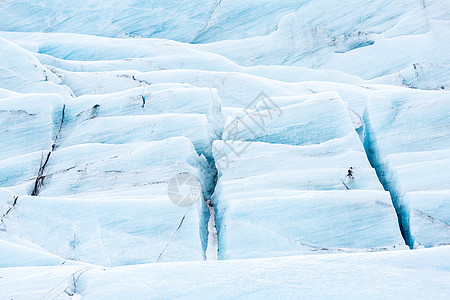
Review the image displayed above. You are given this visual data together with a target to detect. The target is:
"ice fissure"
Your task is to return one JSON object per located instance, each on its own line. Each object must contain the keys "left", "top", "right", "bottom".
{"left": 31, "top": 104, "right": 66, "bottom": 196}
{"left": 205, "top": 165, "right": 219, "bottom": 261}
{"left": 362, "top": 109, "right": 410, "bottom": 247}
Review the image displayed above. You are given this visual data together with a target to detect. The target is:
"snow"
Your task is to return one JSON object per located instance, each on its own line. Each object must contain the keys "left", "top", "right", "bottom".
{"left": 221, "top": 94, "right": 357, "bottom": 145}
{"left": 1, "top": 246, "right": 450, "bottom": 299}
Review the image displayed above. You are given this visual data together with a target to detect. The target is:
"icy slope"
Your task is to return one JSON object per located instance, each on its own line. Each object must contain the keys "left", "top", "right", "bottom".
{"left": 213, "top": 93, "right": 405, "bottom": 259}
{"left": 1, "top": 246, "right": 450, "bottom": 299}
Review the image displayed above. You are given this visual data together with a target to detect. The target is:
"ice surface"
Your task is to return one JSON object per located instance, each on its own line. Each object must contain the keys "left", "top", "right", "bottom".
{"left": 4, "top": 195, "right": 206, "bottom": 266}
{"left": 0, "top": 139, "right": 210, "bottom": 266}
{"left": 37, "top": 138, "right": 207, "bottom": 197}
{"left": 0, "top": 93, "right": 64, "bottom": 161}
{"left": 59, "top": 85, "right": 224, "bottom": 158}
{"left": 0, "top": 0, "right": 449, "bottom": 297}
{"left": 0, "top": 240, "right": 64, "bottom": 268}
{"left": 212, "top": 94, "right": 404, "bottom": 259}
{"left": 365, "top": 89, "right": 450, "bottom": 247}
{"left": 2, "top": 246, "right": 450, "bottom": 299}
{"left": 215, "top": 190, "right": 404, "bottom": 259}
{"left": 34, "top": 66, "right": 373, "bottom": 125}
{"left": 0, "top": 38, "right": 72, "bottom": 97}
{"left": 0, "top": 88, "right": 19, "bottom": 99}
{"left": 64, "top": 85, "right": 224, "bottom": 136}
{"left": 0, "top": 151, "right": 44, "bottom": 194}
{"left": 405, "top": 191, "right": 450, "bottom": 248}
{"left": 222, "top": 95, "right": 356, "bottom": 145}
{"left": 60, "top": 114, "right": 218, "bottom": 160}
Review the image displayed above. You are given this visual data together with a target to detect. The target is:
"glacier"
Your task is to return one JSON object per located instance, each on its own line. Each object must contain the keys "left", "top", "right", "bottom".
{"left": 0, "top": 0, "right": 449, "bottom": 298}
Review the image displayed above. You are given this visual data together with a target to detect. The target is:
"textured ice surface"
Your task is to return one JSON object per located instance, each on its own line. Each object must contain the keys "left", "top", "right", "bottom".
{"left": 0, "top": 38, "right": 72, "bottom": 97}
{"left": 0, "top": 93, "right": 64, "bottom": 160}
{"left": 60, "top": 114, "right": 218, "bottom": 159}
{"left": 0, "top": 151, "right": 44, "bottom": 194}
{"left": 222, "top": 95, "right": 356, "bottom": 145}
{"left": 3, "top": 195, "right": 205, "bottom": 266}
{"left": 405, "top": 191, "right": 450, "bottom": 248}
{"left": 2, "top": 246, "right": 450, "bottom": 299}
{"left": 215, "top": 189, "right": 404, "bottom": 259}
{"left": 365, "top": 89, "right": 450, "bottom": 247}
{"left": 213, "top": 95, "right": 404, "bottom": 259}
{"left": 32, "top": 65, "right": 373, "bottom": 124}
{"left": 59, "top": 85, "right": 224, "bottom": 158}
{"left": 0, "top": 1, "right": 449, "bottom": 297}
{"left": 64, "top": 85, "right": 224, "bottom": 136}
{"left": 0, "top": 240, "right": 64, "bottom": 268}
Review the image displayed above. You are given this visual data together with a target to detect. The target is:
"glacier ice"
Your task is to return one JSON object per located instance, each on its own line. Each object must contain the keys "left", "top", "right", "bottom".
{"left": 0, "top": 38, "right": 73, "bottom": 98}
{"left": 0, "top": 93, "right": 64, "bottom": 161}
{"left": 1, "top": 246, "right": 450, "bottom": 299}
{"left": 0, "top": 0, "right": 449, "bottom": 297}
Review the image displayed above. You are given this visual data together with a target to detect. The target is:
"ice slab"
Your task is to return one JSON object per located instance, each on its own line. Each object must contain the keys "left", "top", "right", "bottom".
{"left": 365, "top": 88, "right": 450, "bottom": 247}
{"left": 213, "top": 137, "right": 383, "bottom": 193}
{"left": 212, "top": 136, "right": 400, "bottom": 258}
{"left": 3, "top": 195, "right": 206, "bottom": 266}
{"left": 59, "top": 114, "right": 218, "bottom": 160}
{"left": 23, "top": 63, "right": 374, "bottom": 125}
{"left": 222, "top": 96, "right": 357, "bottom": 146}
{"left": 0, "top": 38, "right": 72, "bottom": 97}
{"left": 0, "top": 152, "right": 43, "bottom": 194}
{"left": 3, "top": 246, "right": 449, "bottom": 299}
{"left": 0, "top": 240, "right": 64, "bottom": 268}
{"left": 365, "top": 89, "right": 450, "bottom": 163}
{"left": 0, "top": 93, "right": 64, "bottom": 161}
{"left": 405, "top": 191, "right": 450, "bottom": 248}
{"left": 212, "top": 90, "right": 403, "bottom": 258}
{"left": 64, "top": 85, "right": 224, "bottom": 136}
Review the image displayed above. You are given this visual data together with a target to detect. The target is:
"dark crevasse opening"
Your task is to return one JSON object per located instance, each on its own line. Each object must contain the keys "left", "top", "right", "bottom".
{"left": 362, "top": 109, "right": 411, "bottom": 248}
